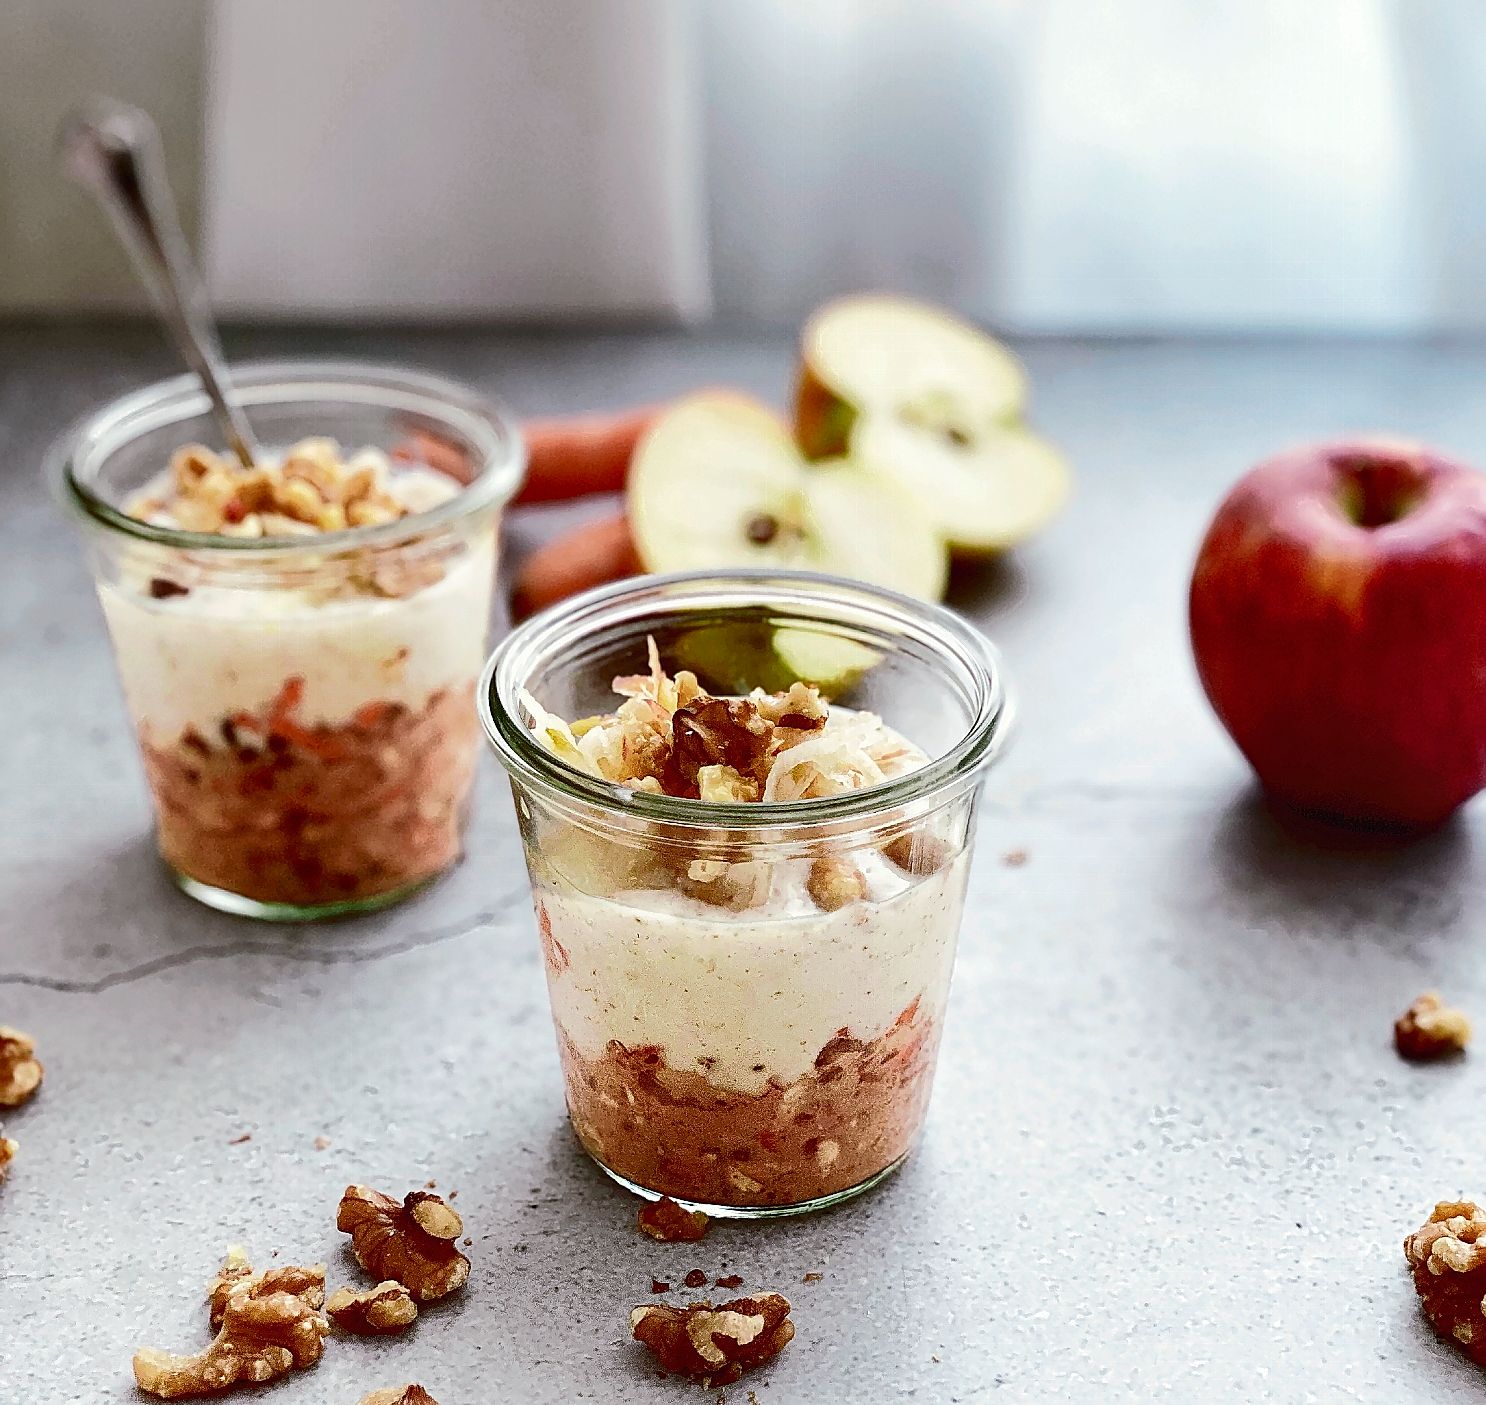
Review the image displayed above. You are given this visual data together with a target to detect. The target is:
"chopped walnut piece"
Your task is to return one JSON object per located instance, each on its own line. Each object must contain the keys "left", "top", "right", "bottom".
{"left": 715, "top": 1274, "right": 744, "bottom": 1290}
{"left": 358, "top": 1389, "right": 440, "bottom": 1405}
{"left": 883, "top": 831, "right": 950, "bottom": 877}
{"left": 683, "top": 1269, "right": 708, "bottom": 1289}
{"left": 0, "top": 1027, "right": 42, "bottom": 1107}
{"left": 1395, "top": 992, "right": 1472, "bottom": 1062}
{"left": 667, "top": 697, "right": 773, "bottom": 797}
{"left": 336, "top": 1185, "right": 470, "bottom": 1302}
{"left": 327, "top": 1281, "right": 418, "bottom": 1335}
{"left": 1404, "top": 1200, "right": 1486, "bottom": 1363}
{"left": 630, "top": 1293, "right": 795, "bottom": 1386}
{"left": 0, "top": 1134, "right": 15, "bottom": 1184}
{"left": 807, "top": 854, "right": 868, "bottom": 912}
{"left": 133, "top": 1258, "right": 329, "bottom": 1398}
{"left": 638, "top": 1196, "right": 710, "bottom": 1243}
{"left": 207, "top": 1251, "right": 325, "bottom": 1328}
{"left": 801, "top": 1272, "right": 823, "bottom": 1284}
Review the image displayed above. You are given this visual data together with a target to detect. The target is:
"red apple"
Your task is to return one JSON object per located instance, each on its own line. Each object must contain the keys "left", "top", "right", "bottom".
{"left": 1189, "top": 437, "right": 1486, "bottom": 828}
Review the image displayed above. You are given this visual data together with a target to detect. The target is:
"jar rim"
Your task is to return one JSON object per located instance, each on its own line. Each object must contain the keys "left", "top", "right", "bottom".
{"left": 480, "top": 569, "right": 1013, "bottom": 831}
{"left": 48, "top": 359, "right": 525, "bottom": 554}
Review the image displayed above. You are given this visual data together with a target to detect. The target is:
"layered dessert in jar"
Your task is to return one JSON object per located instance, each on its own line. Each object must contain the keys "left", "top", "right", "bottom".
{"left": 56, "top": 365, "right": 520, "bottom": 917}
{"left": 497, "top": 622, "right": 990, "bottom": 1214}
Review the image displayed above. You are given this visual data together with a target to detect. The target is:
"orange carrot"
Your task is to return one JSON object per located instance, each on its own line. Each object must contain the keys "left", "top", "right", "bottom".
{"left": 511, "top": 513, "right": 641, "bottom": 619}
{"left": 516, "top": 407, "right": 662, "bottom": 504}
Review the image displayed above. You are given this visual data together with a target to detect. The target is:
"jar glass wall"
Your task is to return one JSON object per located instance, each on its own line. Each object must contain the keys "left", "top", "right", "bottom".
{"left": 482, "top": 571, "right": 1010, "bottom": 1216}
{"left": 52, "top": 362, "right": 523, "bottom": 919}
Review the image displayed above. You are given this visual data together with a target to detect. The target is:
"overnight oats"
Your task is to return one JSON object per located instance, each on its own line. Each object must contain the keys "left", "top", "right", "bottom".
{"left": 482, "top": 572, "right": 1009, "bottom": 1215}
{"left": 53, "top": 364, "right": 522, "bottom": 918}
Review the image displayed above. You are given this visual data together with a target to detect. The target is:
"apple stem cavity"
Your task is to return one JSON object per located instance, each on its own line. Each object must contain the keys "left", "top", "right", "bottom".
{"left": 1333, "top": 451, "right": 1427, "bottom": 529}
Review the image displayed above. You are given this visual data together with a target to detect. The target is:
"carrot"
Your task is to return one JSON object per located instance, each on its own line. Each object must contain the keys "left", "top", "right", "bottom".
{"left": 516, "top": 407, "right": 662, "bottom": 504}
{"left": 511, "top": 512, "right": 641, "bottom": 619}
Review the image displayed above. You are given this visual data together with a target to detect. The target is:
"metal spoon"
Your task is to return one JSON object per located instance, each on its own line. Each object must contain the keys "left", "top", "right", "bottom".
{"left": 58, "top": 98, "right": 261, "bottom": 467}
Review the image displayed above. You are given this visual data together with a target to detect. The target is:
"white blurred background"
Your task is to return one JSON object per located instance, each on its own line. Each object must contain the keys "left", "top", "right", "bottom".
{"left": 3, "top": 0, "right": 1484, "bottom": 331}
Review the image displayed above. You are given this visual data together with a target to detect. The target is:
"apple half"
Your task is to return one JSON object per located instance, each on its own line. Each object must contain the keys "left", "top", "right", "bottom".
{"left": 795, "top": 293, "right": 1070, "bottom": 554}
{"left": 628, "top": 391, "right": 947, "bottom": 600}
{"left": 627, "top": 391, "right": 946, "bottom": 695}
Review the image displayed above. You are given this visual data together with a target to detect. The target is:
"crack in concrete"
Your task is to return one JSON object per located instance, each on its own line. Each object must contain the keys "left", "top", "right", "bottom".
{"left": 0, "top": 888, "right": 527, "bottom": 995}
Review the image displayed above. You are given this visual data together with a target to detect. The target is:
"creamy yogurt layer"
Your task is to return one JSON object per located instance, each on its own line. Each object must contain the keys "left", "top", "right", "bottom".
{"left": 101, "top": 536, "right": 495, "bottom": 738}
{"left": 540, "top": 846, "right": 968, "bottom": 1096}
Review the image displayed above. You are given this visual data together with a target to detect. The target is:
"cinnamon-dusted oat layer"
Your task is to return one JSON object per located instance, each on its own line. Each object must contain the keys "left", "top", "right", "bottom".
{"left": 561, "top": 999, "right": 939, "bottom": 1208}
{"left": 143, "top": 679, "right": 477, "bottom": 907}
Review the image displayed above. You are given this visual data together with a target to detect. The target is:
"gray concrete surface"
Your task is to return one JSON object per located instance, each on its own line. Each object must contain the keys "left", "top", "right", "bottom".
{"left": 3, "top": 324, "right": 1485, "bottom": 1403}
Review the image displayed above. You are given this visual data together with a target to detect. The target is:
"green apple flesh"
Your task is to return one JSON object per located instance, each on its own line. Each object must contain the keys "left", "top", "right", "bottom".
{"left": 795, "top": 293, "right": 1069, "bottom": 553}
{"left": 628, "top": 391, "right": 947, "bottom": 600}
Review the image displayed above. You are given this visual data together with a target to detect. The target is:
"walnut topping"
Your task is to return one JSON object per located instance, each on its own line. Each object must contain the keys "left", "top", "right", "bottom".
{"left": 128, "top": 440, "right": 431, "bottom": 539}
{"left": 1405, "top": 1201, "right": 1486, "bottom": 1363}
{"left": 133, "top": 1255, "right": 329, "bottom": 1398}
{"left": 521, "top": 638, "right": 924, "bottom": 804}
{"left": 0, "top": 1027, "right": 42, "bottom": 1107}
{"left": 1395, "top": 992, "right": 1472, "bottom": 1061}
{"left": 638, "top": 1196, "right": 710, "bottom": 1243}
{"left": 336, "top": 1186, "right": 470, "bottom": 1302}
{"left": 358, "top": 1389, "right": 440, "bottom": 1405}
{"left": 0, "top": 1134, "right": 15, "bottom": 1185}
{"left": 630, "top": 1293, "right": 795, "bottom": 1386}
{"left": 326, "top": 1281, "right": 418, "bottom": 1335}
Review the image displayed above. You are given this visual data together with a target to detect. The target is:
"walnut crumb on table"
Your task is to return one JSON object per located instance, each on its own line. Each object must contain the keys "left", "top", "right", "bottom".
{"left": 358, "top": 1389, "right": 440, "bottom": 1405}
{"left": 327, "top": 1280, "right": 419, "bottom": 1335}
{"left": 1395, "top": 992, "right": 1471, "bottom": 1061}
{"left": 133, "top": 1252, "right": 328, "bottom": 1398}
{"left": 0, "top": 1134, "right": 15, "bottom": 1184}
{"left": 0, "top": 1026, "right": 43, "bottom": 1107}
{"left": 337, "top": 1186, "right": 470, "bottom": 1302}
{"left": 1405, "top": 1201, "right": 1486, "bottom": 1364}
{"left": 638, "top": 1196, "right": 710, "bottom": 1243}
{"left": 631, "top": 1293, "right": 794, "bottom": 1386}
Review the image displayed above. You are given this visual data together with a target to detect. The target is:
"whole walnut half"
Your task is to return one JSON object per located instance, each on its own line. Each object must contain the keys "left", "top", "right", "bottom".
{"left": 133, "top": 1256, "right": 329, "bottom": 1398}
{"left": 337, "top": 1186, "right": 470, "bottom": 1302}
{"left": 630, "top": 1292, "right": 794, "bottom": 1386}
{"left": 358, "top": 1389, "right": 440, "bottom": 1405}
{"left": 0, "top": 1027, "right": 42, "bottom": 1107}
{"left": 1405, "top": 1200, "right": 1486, "bottom": 1364}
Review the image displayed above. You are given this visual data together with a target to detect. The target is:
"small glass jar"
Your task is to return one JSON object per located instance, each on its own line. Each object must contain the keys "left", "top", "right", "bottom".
{"left": 481, "top": 570, "right": 1010, "bottom": 1217}
{"left": 51, "top": 362, "right": 523, "bottom": 920}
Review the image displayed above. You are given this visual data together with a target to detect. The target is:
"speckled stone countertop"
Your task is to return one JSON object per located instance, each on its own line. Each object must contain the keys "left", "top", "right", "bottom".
{"left": 2, "top": 323, "right": 1484, "bottom": 1403}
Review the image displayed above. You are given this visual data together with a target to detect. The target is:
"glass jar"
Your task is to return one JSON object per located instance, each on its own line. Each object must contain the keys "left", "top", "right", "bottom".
{"left": 51, "top": 361, "right": 523, "bottom": 920}
{"left": 481, "top": 570, "right": 1010, "bottom": 1217}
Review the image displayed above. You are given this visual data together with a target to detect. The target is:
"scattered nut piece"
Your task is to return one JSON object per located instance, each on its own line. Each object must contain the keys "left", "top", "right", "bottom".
{"left": 336, "top": 1186, "right": 470, "bottom": 1302}
{"left": 630, "top": 1293, "right": 795, "bottom": 1386}
{"left": 1404, "top": 1200, "right": 1486, "bottom": 1363}
{"left": 715, "top": 1274, "right": 744, "bottom": 1290}
{"left": 1003, "top": 848, "right": 1029, "bottom": 867}
{"left": 683, "top": 1269, "right": 708, "bottom": 1289}
{"left": 638, "top": 1196, "right": 710, "bottom": 1243}
{"left": 1395, "top": 993, "right": 1471, "bottom": 1062}
{"left": 134, "top": 1257, "right": 329, "bottom": 1398}
{"left": 327, "top": 1281, "right": 418, "bottom": 1335}
{"left": 0, "top": 1027, "right": 42, "bottom": 1107}
{"left": 313, "top": 1136, "right": 331, "bottom": 1151}
{"left": 801, "top": 1272, "right": 823, "bottom": 1284}
{"left": 807, "top": 854, "right": 868, "bottom": 912}
{"left": 0, "top": 1134, "right": 15, "bottom": 1184}
{"left": 358, "top": 1389, "right": 440, "bottom": 1405}
{"left": 208, "top": 1251, "right": 325, "bottom": 1328}
{"left": 651, "top": 1279, "right": 671, "bottom": 1294}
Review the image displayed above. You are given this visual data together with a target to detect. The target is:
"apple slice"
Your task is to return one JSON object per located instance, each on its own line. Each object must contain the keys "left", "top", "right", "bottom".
{"left": 795, "top": 293, "right": 1070, "bottom": 554}
{"left": 627, "top": 391, "right": 947, "bottom": 601}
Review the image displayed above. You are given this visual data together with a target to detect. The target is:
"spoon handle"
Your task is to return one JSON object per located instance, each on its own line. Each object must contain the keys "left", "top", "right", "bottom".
{"left": 59, "top": 98, "right": 261, "bottom": 468}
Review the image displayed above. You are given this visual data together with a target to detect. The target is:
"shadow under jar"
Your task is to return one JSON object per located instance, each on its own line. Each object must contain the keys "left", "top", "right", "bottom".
{"left": 52, "top": 362, "right": 523, "bottom": 920}
{"left": 481, "top": 570, "right": 1011, "bottom": 1217}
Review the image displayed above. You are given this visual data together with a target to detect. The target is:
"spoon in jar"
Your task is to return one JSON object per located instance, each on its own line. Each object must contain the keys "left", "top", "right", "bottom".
{"left": 58, "top": 97, "right": 261, "bottom": 468}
